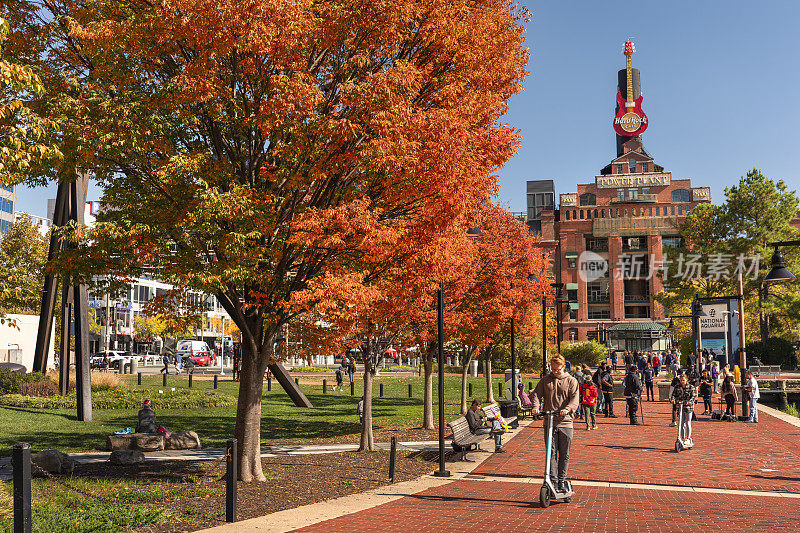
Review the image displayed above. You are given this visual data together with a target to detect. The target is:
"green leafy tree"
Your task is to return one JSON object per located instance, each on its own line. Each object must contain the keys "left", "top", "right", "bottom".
{"left": 561, "top": 341, "right": 607, "bottom": 368}
{"left": 0, "top": 214, "right": 48, "bottom": 314}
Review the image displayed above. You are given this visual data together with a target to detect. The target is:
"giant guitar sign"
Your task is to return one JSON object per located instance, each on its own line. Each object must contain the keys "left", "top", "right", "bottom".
{"left": 613, "top": 41, "right": 648, "bottom": 137}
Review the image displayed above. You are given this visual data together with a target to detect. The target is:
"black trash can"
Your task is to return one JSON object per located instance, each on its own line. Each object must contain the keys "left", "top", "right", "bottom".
{"left": 498, "top": 400, "right": 519, "bottom": 428}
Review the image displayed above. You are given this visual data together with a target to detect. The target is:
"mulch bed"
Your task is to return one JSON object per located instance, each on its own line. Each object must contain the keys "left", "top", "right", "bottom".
{"left": 70, "top": 449, "right": 437, "bottom": 532}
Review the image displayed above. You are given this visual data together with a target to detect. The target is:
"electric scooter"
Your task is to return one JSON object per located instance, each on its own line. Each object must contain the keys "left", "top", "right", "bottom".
{"left": 539, "top": 410, "right": 573, "bottom": 508}
{"left": 674, "top": 400, "right": 694, "bottom": 452}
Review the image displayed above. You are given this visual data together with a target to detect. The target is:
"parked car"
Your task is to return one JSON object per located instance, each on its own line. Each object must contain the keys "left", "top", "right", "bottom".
{"left": 90, "top": 350, "right": 130, "bottom": 370}
{"left": 176, "top": 339, "right": 215, "bottom": 366}
{"left": 188, "top": 351, "right": 214, "bottom": 366}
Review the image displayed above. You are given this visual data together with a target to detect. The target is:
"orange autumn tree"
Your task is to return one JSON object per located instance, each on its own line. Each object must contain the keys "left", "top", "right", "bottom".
{"left": 28, "top": 0, "right": 528, "bottom": 480}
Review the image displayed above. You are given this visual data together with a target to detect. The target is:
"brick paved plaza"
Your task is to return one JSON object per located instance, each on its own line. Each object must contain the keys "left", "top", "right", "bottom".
{"left": 292, "top": 399, "right": 800, "bottom": 532}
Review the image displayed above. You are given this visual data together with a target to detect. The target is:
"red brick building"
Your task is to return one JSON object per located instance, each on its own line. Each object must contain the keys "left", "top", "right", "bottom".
{"left": 545, "top": 135, "right": 711, "bottom": 351}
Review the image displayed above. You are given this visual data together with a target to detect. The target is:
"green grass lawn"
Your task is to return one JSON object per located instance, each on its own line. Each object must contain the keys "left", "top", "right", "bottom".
{"left": 0, "top": 374, "right": 524, "bottom": 454}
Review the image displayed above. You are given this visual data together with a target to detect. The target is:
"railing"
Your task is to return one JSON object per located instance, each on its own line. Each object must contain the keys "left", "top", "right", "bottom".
{"left": 593, "top": 216, "right": 680, "bottom": 237}
{"left": 587, "top": 295, "right": 610, "bottom": 304}
{"left": 624, "top": 294, "right": 651, "bottom": 303}
{"left": 611, "top": 194, "right": 658, "bottom": 203}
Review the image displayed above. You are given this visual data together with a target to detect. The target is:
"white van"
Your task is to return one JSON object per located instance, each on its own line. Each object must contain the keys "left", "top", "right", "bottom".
{"left": 175, "top": 339, "right": 214, "bottom": 366}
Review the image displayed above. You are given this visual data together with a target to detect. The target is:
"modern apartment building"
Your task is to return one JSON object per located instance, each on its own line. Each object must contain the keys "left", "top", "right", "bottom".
{"left": 0, "top": 184, "right": 14, "bottom": 233}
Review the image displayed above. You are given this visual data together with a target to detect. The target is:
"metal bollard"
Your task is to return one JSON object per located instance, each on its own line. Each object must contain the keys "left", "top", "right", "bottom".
{"left": 498, "top": 381, "right": 503, "bottom": 397}
{"left": 468, "top": 382, "right": 473, "bottom": 397}
{"left": 188, "top": 373, "right": 193, "bottom": 388}
{"left": 408, "top": 383, "right": 412, "bottom": 398}
{"left": 226, "top": 439, "right": 237, "bottom": 523}
{"left": 163, "top": 373, "right": 167, "bottom": 387}
{"left": 13, "top": 442, "right": 31, "bottom": 533}
{"left": 350, "top": 381, "right": 354, "bottom": 396}
{"left": 214, "top": 375, "right": 219, "bottom": 389}
{"left": 267, "top": 374, "right": 271, "bottom": 391}
{"left": 380, "top": 383, "right": 384, "bottom": 397}
{"left": 388, "top": 436, "right": 397, "bottom": 483}
{"left": 137, "top": 372, "right": 142, "bottom": 386}
{"left": 323, "top": 379, "right": 327, "bottom": 394}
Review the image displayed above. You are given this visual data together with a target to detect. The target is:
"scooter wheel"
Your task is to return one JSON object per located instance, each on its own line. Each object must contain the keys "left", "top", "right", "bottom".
{"left": 539, "top": 484, "right": 551, "bottom": 508}
{"left": 564, "top": 496, "right": 572, "bottom": 503}
{"left": 674, "top": 441, "right": 681, "bottom": 453}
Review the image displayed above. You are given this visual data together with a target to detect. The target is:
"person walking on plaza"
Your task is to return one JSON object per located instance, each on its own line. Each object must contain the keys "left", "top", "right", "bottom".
{"left": 643, "top": 362, "right": 655, "bottom": 401}
{"left": 623, "top": 365, "right": 642, "bottom": 425}
{"left": 669, "top": 371, "right": 682, "bottom": 426}
{"left": 652, "top": 352, "right": 661, "bottom": 377}
{"left": 160, "top": 353, "right": 170, "bottom": 375}
{"left": 593, "top": 363, "right": 605, "bottom": 414}
{"left": 580, "top": 373, "right": 599, "bottom": 430}
{"left": 721, "top": 374, "right": 738, "bottom": 419}
{"left": 334, "top": 364, "right": 344, "bottom": 391}
{"left": 532, "top": 355, "right": 580, "bottom": 492}
{"left": 466, "top": 399, "right": 505, "bottom": 453}
{"left": 671, "top": 373, "right": 697, "bottom": 440}
{"left": 573, "top": 365, "right": 585, "bottom": 420}
{"left": 745, "top": 369, "right": 760, "bottom": 423}
{"left": 600, "top": 364, "right": 616, "bottom": 417}
{"left": 699, "top": 371, "right": 714, "bottom": 415}
{"left": 347, "top": 357, "right": 356, "bottom": 386}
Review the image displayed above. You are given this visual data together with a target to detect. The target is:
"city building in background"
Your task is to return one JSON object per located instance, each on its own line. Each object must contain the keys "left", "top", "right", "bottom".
{"left": 0, "top": 184, "right": 14, "bottom": 233}
{"left": 13, "top": 211, "right": 52, "bottom": 236}
{"left": 534, "top": 41, "right": 712, "bottom": 353}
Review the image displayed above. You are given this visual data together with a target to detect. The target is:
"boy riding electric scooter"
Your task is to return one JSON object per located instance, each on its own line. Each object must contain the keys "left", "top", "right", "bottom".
{"left": 532, "top": 355, "right": 580, "bottom": 507}
{"left": 671, "top": 372, "right": 697, "bottom": 452}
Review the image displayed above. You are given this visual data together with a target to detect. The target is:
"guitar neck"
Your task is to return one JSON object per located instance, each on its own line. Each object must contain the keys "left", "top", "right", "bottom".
{"left": 626, "top": 55, "right": 634, "bottom": 106}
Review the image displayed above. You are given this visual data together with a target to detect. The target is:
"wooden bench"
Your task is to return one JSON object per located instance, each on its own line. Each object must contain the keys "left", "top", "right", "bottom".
{"left": 750, "top": 365, "right": 781, "bottom": 376}
{"left": 447, "top": 417, "right": 490, "bottom": 461}
{"left": 483, "top": 403, "right": 517, "bottom": 427}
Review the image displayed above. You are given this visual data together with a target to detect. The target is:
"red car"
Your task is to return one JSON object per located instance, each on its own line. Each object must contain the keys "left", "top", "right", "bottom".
{"left": 188, "top": 351, "right": 215, "bottom": 366}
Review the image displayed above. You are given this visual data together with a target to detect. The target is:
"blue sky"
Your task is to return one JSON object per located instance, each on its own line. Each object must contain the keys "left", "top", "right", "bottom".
{"left": 14, "top": 0, "right": 800, "bottom": 217}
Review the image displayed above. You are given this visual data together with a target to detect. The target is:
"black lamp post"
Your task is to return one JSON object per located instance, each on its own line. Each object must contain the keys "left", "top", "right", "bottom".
{"left": 434, "top": 281, "right": 449, "bottom": 478}
{"left": 510, "top": 282, "right": 516, "bottom": 401}
{"left": 551, "top": 282, "right": 567, "bottom": 354}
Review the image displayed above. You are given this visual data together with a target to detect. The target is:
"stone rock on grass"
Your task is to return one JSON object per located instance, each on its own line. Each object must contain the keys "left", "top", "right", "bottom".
{"left": 109, "top": 450, "right": 146, "bottom": 465}
{"left": 165, "top": 430, "right": 202, "bottom": 450}
{"left": 106, "top": 433, "right": 165, "bottom": 451}
{"left": 31, "top": 450, "right": 74, "bottom": 475}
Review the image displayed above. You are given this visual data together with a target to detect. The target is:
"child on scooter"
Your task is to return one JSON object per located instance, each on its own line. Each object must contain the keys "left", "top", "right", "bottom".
{"left": 671, "top": 373, "right": 697, "bottom": 445}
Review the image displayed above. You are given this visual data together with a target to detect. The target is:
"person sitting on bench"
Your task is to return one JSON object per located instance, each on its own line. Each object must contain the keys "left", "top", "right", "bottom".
{"left": 136, "top": 399, "right": 157, "bottom": 433}
{"left": 466, "top": 399, "right": 505, "bottom": 453}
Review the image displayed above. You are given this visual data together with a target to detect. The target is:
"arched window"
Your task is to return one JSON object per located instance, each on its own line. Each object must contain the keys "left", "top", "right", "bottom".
{"left": 594, "top": 209, "right": 599, "bottom": 218}
{"left": 672, "top": 189, "right": 691, "bottom": 203}
{"left": 579, "top": 193, "right": 596, "bottom": 206}
{"left": 565, "top": 210, "right": 570, "bottom": 220}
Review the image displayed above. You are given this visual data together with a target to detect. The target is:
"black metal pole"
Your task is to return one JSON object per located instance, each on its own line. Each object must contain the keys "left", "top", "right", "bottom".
{"left": 188, "top": 373, "right": 193, "bottom": 387}
{"left": 408, "top": 383, "right": 412, "bottom": 398}
{"left": 434, "top": 283, "right": 450, "bottom": 477}
{"left": 388, "top": 436, "right": 397, "bottom": 483}
{"left": 163, "top": 372, "right": 167, "bottom": 387}
{"left": 13, "top": 442, "right": 31, "bottom": 533}
{"left": 542, "top": 296, "right": 548, "bottom": 376}
{"left": 350, "top": 380, "right": 354, "bottom": 396}
{"left": 468, "top": 382, "right": 472, "bottom": 397}
{"left": 137, "top": 372, "right": 142, "bottom": 386}
{"left": 267, "top": 374, "right": 271, "bottom": 391}
{"left": 226, "top": 439, "right": 237, "bottom": 522}
{"left": 379, "top": 383, "right": 383, "bottom": 397}
{"left": 510, "top": 315, "right": 516, "bottom": 401}
{"left": 323, "top": 379, "right": 327, "bottom": 394}
{"left": 214, "top": 374, "right": 219, "bottom": 389}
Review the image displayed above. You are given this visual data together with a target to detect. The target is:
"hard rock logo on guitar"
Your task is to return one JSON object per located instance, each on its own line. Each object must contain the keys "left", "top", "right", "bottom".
{"left": 612, "top": 41, "right": 648, "bottom": 137}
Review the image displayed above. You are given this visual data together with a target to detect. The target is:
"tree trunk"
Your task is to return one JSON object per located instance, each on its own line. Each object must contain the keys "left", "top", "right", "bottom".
{"left": 422, "top": 356, "right": 434, "bottom": 429}
{"left": 359, "top": 359, "right": 375, "bottom": 451}
{"left": 485, "top": 350, "right": 494, "bottom": 403}
{"left": 234, "top": 340, "right": 270, "bottom": 482}
{"left": 460, "top": 347, "right": 476, "bottom": 414}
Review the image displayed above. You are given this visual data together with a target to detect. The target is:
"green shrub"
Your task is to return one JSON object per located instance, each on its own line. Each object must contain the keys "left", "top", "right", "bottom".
{"left": 18, "top": 380, "right": 58, "bottom": 397}
{"left": 385, "top": 365, "right": 416, "bottom": 372}
{"left": 0, "top": 368, "right": 50, "bottom": 395}
{"left": 561, "top": 341, "right": 607, "bottom": 367}
{"left": 746, "top": 338, "right": 798, "bottom": 369}
{"left": 0, "top": 388, "right": 237, "bottom": 410}
{"left": 786, "top": 403, "right": 800, "bottom": 418}
{"left": 292, "top": 366, "right": 331, "bottom": 372}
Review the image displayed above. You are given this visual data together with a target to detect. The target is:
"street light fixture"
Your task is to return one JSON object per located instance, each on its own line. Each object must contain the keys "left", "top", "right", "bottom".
{"left": 765, "top": 242, "right": 799, "bottom": 283}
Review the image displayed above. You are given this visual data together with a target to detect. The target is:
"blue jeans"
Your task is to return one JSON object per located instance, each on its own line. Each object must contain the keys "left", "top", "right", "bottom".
{"left": 475, "top": 420, "right": 503, "bottom": 449}
{"left": 749, "top": 397, "right": 759, "bottom": 422}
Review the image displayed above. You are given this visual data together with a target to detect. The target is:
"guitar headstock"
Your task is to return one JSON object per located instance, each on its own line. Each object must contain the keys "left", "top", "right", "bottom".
{"left": 623, "top": 41, "right": 635, "bottom": 56}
